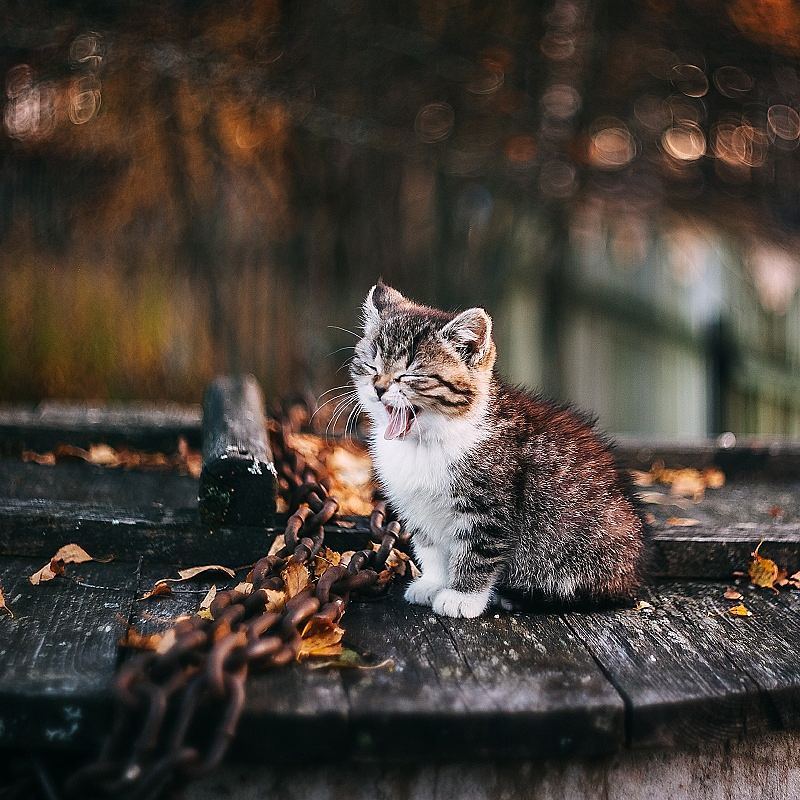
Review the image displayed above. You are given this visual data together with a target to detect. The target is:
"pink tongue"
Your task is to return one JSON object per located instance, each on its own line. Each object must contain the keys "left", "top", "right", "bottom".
{"left": 384, "top": 406, "right": 413, "bottom": 440}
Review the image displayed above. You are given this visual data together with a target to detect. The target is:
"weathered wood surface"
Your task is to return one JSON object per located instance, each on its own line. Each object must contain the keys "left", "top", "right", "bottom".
{"left": 0, "top": 557, "right": 137, "bottom": 750}
{"left": 199, "top": 375, "right": 277, "bottom": 526}
{"left": 0, "top": 401, "right": 201, "bottom": 454}
{"left": 191, "top": 729, "right": 800, "bottom": 800}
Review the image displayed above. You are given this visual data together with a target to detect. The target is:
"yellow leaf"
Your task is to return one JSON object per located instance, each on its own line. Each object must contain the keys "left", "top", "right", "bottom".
{"left": 313, "top": 547, "right": 341, "bottom": 578}
{"left": 0, "top": 587, "right": 13, "bottom": 617}
{"left": 748, "top": 542, "right": 780, "bottom": 591}
{"left": 197, "top": 609, "right": 214, "bottom": 620}
{"left": 728, "top": 603, "right": 752, "bottom": 617}
{"left": 298, "top": 617, "right": 345, "bottom": 660}
{"left": 281, "top": 562, "right": 310, "bottom": 598}
{"left": 633, "top": 600, "right": 654, "bottom": 612}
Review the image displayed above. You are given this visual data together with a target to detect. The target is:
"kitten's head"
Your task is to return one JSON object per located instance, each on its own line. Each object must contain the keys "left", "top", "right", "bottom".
{"left": 351, "top": 282, "right": 495, "bottom": 441}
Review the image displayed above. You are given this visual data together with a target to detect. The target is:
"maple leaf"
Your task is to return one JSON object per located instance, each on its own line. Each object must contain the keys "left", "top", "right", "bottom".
{"left": 298, "top": 617, "right": 344, "bottom": 659}
{"left": 282, "top": 562, "right": 310, "bottom": 598}
{"left": 728, "top": 603, "right": 752, "bottom": 617}
{"left": 748, "top": 541, "right": 781, "bottom": 592}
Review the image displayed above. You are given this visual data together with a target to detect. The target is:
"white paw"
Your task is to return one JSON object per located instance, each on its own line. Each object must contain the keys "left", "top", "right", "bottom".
{"left": 404, "top": 577, "right": 446, "bottom": 607}
{"left": 432, "top": 588, "right": 490, "bottom": 619}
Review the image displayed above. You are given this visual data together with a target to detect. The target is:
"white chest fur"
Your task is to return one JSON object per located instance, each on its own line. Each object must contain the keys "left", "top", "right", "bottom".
{"left": 369, "top": 413, "right": 488, "bottom": 542}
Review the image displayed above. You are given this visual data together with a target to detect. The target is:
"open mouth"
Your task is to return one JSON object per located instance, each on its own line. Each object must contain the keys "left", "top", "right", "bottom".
{"left": 384, "top": 404, "right": 418, "bottom": 440}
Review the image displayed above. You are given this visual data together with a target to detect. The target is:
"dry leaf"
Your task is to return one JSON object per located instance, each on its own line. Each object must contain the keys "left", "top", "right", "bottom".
{"left": 665, "top": 517, "right": 700, "bottom": 527}
{"left": 313, "top": 547, "right": 342, "bottom": 578}
{"left": 267, "top": 535, "right": 286, "bottom": 558}
{"left": 137, "top": 581, "right": 172, "bottom": 601}
{"left": 88, "top": 444, "right": 120, "bottom": 466}
{"left": 702, "top": 468, "right": 725, "bottom": 489}
{"left": 29, "top": 543, "right": 104, "bottom": 585}
{"left": 748, "top": 542, "right": 780, "bottom": 592}
{"left": 788, "top": 571, "right": 800, "bottom": 589}
{"left": 633, "top": 600, "right": 654, "bottom": 612}
{"left": 0, "top": 587, "right": 13, "bottom": 617}
{"left": 724, "top": 588, "right": 743, "bottom": 600}
{"left": 728, "top": 603, "right": 752, "bottom": 617}
{"left": 197, "top": 609, "right": 214, "bottom": 620}
{"left": 282, "top": 562, "right": 310, "bottom": 598}
{"left": 177, "top": 565, "right": 235, "bottom": 581}
{"left": 298, "top": 617, "right": 345, "bottom": 659}
{"left": 120, "top": 628, "right": 163, "bottom": 650}
{"left": 264, "top": 589, "right": 287, "bottom": 613}
{"left": 199, "top": 585, "right": 217, "bottom": 610}
{"left": 22, "top": 450, "right": 56, "bottom": 466}
{"left": 234, "top": 582, "right": 253, "bottom": 595}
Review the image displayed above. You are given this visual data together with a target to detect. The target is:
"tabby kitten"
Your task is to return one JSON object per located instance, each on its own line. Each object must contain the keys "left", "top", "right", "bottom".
{"left": 350, "top": 282, "right": 645, "bottom": 618}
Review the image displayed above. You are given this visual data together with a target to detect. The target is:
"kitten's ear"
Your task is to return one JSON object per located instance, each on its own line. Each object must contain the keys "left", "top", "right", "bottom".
{"left": 440, "top": 308, "right": 493, "bottom": 366}
{"left": 361, "top": 282, "right": 406, "bottom": 332}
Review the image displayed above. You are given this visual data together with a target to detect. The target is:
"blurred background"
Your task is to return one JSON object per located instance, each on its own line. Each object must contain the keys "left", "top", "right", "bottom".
{"left": 2, "top": 0, "right": 800, "bottom": 437}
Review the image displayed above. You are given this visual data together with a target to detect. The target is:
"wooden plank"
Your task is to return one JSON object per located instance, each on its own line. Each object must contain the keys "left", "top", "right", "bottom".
{"left": 337, "top": 586, "right": 624, "bottom": 760}
{"left": 679, "top": 582, "right": 800, "bottom": 731}
{"left": 0, "top": 402, "right": 201, "bottom": 454}
{"left": 0, "top": 499, "right": 370, "bottom": 565}
{"left": 199, "top": 375, "right": 277, "bottom": 527}
{"left": 0, "top": 457, "right": 198, "bottom": 510}
{"left": 565, "top": 582, "right": 769, "bottom": 749}
{"left": 0, "top": 557, "right": 137, "bottom": 750}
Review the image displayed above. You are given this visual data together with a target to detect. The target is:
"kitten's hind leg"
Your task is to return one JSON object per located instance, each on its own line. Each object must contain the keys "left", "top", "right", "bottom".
{"left": 404, "top": 538, "right": 449, "bottom": 607}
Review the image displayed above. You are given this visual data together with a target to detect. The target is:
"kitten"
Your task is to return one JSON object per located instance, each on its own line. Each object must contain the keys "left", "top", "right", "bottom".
{"left": 350, "top": 282, "right": 645, "bottom": 618}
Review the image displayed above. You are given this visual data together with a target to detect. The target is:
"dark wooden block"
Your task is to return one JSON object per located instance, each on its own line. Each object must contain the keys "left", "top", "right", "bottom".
{"left": 199, "top": 375, "right": 277, "bottom": 527}
{"left": 0, "top": 558, "right": 137, "bottom": 750}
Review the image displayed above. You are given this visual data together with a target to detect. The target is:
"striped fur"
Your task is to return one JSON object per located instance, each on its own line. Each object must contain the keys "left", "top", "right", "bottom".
{"left": 350, "top": 282, "right": 646, "bottom": 618}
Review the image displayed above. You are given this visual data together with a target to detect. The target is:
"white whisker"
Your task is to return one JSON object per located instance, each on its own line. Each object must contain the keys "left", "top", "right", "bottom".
{"left": 327, "top": 325, "right": 361, "bottom": 338}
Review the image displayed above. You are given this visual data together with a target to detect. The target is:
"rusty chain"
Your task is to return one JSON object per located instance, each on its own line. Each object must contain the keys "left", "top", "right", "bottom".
{"left": 64, "top": 419, "right": 408, "bottom": 800}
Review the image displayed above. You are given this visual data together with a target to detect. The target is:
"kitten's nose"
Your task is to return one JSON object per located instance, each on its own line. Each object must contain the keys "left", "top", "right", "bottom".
{"left": 373, "top": 375, "right": 391, "bottom": 399}
{"left": 374, "top": 385, "right": 387, "bottom": 400}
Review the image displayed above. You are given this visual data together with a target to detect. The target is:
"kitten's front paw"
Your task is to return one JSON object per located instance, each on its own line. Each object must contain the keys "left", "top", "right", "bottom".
{"left": 404, "top": 577, "right": 445, "bottom": 607}
{"left": 432, "top": 588, "right": 490, "bottom": 619}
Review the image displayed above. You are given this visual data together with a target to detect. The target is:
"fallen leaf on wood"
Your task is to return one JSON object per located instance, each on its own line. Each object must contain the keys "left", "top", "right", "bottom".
{"left": 0, "top": 587, "right": 13, "bottom": 617}
{"left": 633, "top": 600, "right": 654, "bottom": 612}
{"left": 199, "top": 585, "right": 217, "bottom": 610}
{"left": 282, "top": 562, "right": 310, "bottom": 598}
{"left": 724, "top": 588, "right": 743, "bottom": 600}
{"left": 306, "top": 648, "right": 395, "bottom": 671}
{"left": 29, "top": 543, "right": 108, "bottom": 585}
{"left": 264, "top": 589, "right": 287, "bottom": 613}
{"left": 665, "top": 517, "right": 700, "bottom": 527}
{"left": 120, "top": 628, "right": 163, "bottom": 650}
{"left": 234, "top": 582, "right": 253, "bottom": 596}
{"left": 748, "top": 542, "right": 781, "bottom": 592}
{"left": 728, "top": 603, "right": 752, "bottom": 617}
{"left": 22, "top": 449, "right": 56, "bottom": 466}
{"left": 197, "top": 609, "right": 214, "bottom": 620}
{"left": 137, "top": 581, "right": 172, "bottom": 601}
{"left": 298, "top": 617, "right": 344, "bottom": 659}
{"left": 177, "top": 565, "right": 235, "bottom": 581}
{"left": 788, "top": 571, "right": 800, "bottom": 589}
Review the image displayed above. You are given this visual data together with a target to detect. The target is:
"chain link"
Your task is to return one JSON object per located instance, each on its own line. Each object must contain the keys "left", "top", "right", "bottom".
{"left": 65, "top": 418, "right": 407, "bottom": 800}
